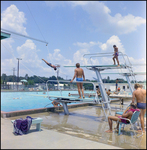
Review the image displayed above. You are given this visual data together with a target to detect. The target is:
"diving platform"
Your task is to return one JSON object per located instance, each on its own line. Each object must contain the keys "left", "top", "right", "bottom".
{"left": 40, "top": 52, "right": 138, "bottom": 119}
{"left": 64, "top": 64, "right": 129, "bottom": 71}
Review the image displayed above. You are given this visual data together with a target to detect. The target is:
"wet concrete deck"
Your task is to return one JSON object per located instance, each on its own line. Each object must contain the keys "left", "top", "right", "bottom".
{"left": 1, "top": 100, "right": 146, "bottom": 149}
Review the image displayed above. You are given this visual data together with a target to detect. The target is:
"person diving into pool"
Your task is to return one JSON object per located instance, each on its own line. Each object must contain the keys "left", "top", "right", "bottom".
{"left": 42, "top": 59, "right": 60, "bottom": 70}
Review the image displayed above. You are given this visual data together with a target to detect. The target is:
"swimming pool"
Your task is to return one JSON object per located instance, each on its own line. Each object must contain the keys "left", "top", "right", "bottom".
{"left": 1, "top": 91, "right": 95, "bottom": 112}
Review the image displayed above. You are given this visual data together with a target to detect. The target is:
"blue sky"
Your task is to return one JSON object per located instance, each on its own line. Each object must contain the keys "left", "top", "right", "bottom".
{"left": 1, "top": 1, "right": 146, "bottom": 81}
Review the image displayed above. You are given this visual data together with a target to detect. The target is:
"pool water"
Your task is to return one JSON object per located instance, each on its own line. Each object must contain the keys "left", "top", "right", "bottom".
{"left": 1, "top": 91, "right": 95, "bottom": 112}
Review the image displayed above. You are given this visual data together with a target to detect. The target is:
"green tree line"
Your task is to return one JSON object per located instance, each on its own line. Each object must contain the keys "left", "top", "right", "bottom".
{"left": 1, "top": 73, "right": 145, "bottom": 86}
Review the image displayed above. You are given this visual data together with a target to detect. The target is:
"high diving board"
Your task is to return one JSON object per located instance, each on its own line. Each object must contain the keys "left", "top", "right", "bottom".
{"left": 64, "top": 64, "right": 129, "bottom": 71}
{"left": 100, "top": 72, "right": 146, "bottom": 75}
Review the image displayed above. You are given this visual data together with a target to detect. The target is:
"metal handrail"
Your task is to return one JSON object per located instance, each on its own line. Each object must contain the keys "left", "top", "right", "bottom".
{"left": 46, "top": 80, "right": 108, "bottom": 103}
{"left": 83, "top": 51, "right": 136, "bottom": 88}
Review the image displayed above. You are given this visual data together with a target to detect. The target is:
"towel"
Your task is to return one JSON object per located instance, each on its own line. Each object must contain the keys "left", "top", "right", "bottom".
{"left": 13, "top": 116, "right": 33, "bottom": 135}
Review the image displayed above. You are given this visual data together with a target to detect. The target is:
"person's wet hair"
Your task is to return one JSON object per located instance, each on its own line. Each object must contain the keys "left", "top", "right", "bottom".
{"left": 134, "top": 83, "right": 140, "bottom": 89}
{"left": 76, "top": 63, "right": 80, "bottom": 68}
{"left": 113, "top": 45, "right": 116, "bottom": 47}
{"left": 130, "top": 102, "right": 137, "bottom": 109}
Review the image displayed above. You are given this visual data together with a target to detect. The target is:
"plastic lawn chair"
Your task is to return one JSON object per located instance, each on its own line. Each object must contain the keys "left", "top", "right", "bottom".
{"left": 115, "top": 104, "right": 130, "bottom": 116}
{"left": 116, "top": 110, "right": 143, "bottom": 138}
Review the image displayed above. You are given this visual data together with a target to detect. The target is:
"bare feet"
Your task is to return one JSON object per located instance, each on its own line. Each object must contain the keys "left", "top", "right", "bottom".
{"left": 78, "top": 97, "right": 82, "bottom": 99}
{"left": 83, "top": 96, "right": 85, "bottom": 99}
{"left": 105, "top": 130, "right": 113, "bottom": 133}
{"left": 138, "top": 130, "right": 145, "bottom": 133}
{"left": 117, "top": 65, "right": 120, "bottom": 67}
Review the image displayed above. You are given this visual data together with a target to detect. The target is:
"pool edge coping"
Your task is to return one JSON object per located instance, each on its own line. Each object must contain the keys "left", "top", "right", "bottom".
{"left": 1, "top": 103, "right": 96, "bottom": 118}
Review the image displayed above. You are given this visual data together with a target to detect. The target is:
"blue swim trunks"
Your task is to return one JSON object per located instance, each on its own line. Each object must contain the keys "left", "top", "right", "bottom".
{"left": 137, "top": 103, "right": 146, "bottom": 109}
{"left": 115, "top": 52, "right": 119, "bottom": 56}
{"left": 76, "top": 78, "right": 83, "bottom": 81}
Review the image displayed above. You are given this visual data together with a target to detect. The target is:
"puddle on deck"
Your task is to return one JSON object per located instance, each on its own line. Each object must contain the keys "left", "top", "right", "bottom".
{"left": 10, "top": 100, "right": 146, "bottom": 149}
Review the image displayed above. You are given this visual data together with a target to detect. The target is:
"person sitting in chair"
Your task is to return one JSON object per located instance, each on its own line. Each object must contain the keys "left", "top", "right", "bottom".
{"left": 105, "top": 103, "right": 139, "bottom": 133}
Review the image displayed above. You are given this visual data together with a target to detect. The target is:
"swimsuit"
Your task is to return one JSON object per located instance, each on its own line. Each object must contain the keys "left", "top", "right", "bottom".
{"left": 47, "top": 63, "right": 52, "bottom": 66}
{"left": 76, "top": 78, "right": 83, "bottom": 81}
{"left": 115, "top": 52, "right": 118, "bottom": 56}
{"left": 118, "top": 108, "right": 139, "bottom": 124}
{"left": 137, "top": 103, "right": 146, "bottom": 109}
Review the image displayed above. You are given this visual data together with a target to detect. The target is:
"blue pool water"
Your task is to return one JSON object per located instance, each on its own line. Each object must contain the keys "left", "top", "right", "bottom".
{"left": 1, "top": 91, "right": 95, "bottom": 112}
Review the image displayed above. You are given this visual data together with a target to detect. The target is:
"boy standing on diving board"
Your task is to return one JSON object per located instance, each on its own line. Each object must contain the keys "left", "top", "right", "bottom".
{"left": 112, "top": 45, "right": 120, "bottom": 67}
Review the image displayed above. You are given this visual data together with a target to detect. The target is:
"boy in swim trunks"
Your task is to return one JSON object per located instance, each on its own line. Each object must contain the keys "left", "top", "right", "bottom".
{"left": 132, "top": 83, "right": 146, "bottom": 133}
{"left": 42, "top": 59, "right": 60, "bottom": 70}
{"left": 70, "top": 63, "right": 85, "bottom": 99}
{"left": 105, "top": 103, "right": 139, "bottom": 133}
{"left": 112, "top": 45, "right": 120, "bottom": 67}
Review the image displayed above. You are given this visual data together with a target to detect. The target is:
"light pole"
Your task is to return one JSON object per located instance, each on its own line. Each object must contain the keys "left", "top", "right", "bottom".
{"left": 12, "top": 68, "right": 16, "bottom": 90}
{"left": 16, "top": 58, "right": 22, "bottom": 91}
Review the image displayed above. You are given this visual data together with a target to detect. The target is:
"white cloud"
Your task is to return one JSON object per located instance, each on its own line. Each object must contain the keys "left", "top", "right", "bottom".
{"left": 74, "top": 41, "right": 100, "bottom": 49}
{"left": 73, "top": 1, "right": 146, "bottom": 34}
{"left": 17, "top": 39, "right": 41, "bottom": 68}
{"left": 1, "top": 38, "right": 15, "bottom": 59}
{"left": 47, "top": 49, "right": 73, "bottom": 68}
{"left": 100, "top": 35, "right": 125, "bottom": 53}
{"left": 1, "top": 59, "right": 17, "bottom": 75}
{"left": 1, "top": 4, "right": 27, "bottom": 35}
{"left": 46, "top": 1, "right": 146, "bottom": 35}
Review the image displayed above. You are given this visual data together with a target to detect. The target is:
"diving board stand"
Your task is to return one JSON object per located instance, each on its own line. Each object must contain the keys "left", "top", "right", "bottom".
{"left": 48, "top": 95, "right": 96, "bottom": 115}
{"left": 89, "top": 65, "right": 127, "bottom": 111}
{"left": 64, "top": 64, "right": 131, "bottom": 118}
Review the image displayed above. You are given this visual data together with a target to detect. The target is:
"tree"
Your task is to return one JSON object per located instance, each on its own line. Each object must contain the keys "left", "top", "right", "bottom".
{"left": 1, "top": 73, "right": 7, "bottom": 83}
{"left": 28, "top": 80, "right": 34, "bottom": 85}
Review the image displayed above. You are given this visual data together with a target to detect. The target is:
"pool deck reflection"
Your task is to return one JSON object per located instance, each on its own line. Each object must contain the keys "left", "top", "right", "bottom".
{"left": 1, "top": 100, "right": 146, "bottom": 149}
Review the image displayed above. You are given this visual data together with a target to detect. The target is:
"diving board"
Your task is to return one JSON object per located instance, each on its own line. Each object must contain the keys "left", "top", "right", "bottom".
{"left": 49, "top": 95, "right": 98, "bottom": 115}
{"left": 29, "top": 94, "right": 98, "bottom": 115}
{"left": 100, "top": 72, "right": 146, "bottom": 75}
{"left": 64, "top": 64, "right": 129, "bottom": 70}
{"left": 48, "top": 95, "right": 94, "bottom": 102}
{"left": 28, "top": 94, "right": 94, "bottom": 101}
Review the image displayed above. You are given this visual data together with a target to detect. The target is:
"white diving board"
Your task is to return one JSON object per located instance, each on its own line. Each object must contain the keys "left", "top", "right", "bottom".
{"left": 64, "top": 64, "right": 130, "bottom": 71}
{"left": 64, "top": 64, "right": 125, "bottom": 67}
{"left": 100, "top": 72, "right": 146, "bottom": 75}
{"left": 28, "top": 94, "right": 95, "bottom": 102}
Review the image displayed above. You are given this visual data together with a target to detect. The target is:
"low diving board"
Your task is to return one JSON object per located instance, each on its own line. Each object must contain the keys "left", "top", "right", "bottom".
{"left": 29, "top": 94, "right": 97, "bottom": 115}
{"left": 49, "top": 95, "right": 97, "bottom": 115}
{"left": 48, "top": 95, "right": 95, "bottom": 102}
{"left": 28, "top": 94, "right": 96, "bottom": 103}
